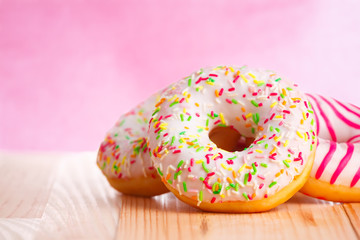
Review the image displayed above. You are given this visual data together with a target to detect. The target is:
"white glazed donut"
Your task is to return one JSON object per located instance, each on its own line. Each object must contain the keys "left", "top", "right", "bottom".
{"left": 148, "top": 66, "right": 317, "bottom": 212}
{"left": 301, "top": 94, "right": 360, "bottom": 202}
{"left": 97, "top": 94, "right": 168, "bottom": 196}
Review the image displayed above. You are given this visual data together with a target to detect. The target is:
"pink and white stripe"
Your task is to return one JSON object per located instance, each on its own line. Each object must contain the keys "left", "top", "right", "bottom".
{"left": 306, "top": 94, "right": 360, "bottom": 189}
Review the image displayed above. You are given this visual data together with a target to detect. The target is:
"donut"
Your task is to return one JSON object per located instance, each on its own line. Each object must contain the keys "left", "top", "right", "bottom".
{"left": 148, "top": 66, "right": 317, "bottom": 212}
{"left": 97, "top": 94, "right": 169, "bottom": 197}
{"left": 301, "top": 94, "right": 360, "bottom": 202}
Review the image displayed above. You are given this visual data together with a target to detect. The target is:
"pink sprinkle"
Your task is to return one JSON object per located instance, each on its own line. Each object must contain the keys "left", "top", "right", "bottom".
{"left": 257, "top": 175, "right": 265, "bottom": 180}
{"left": 226, "top": 160, "right": 234, "bottom": 164}
{"left": 288, "top": 148, "right": 295, "bottom": 154}
{"left": 173, "top": 150, "right": 181, "bottom": 154}
{"left": 154, "top": 128, "right": 161, "bottom": 133}
{"left": 304, "top": 101, "right": 308, "bottom": 108}
{"left": 248, "top": 151, "right": 254, "bottom": 154}
{"left": 279, "top": 121, "right": 284, "bottom": 126}
{"left": 254, "top": 162, "right": 258, "bottom": 167}
{"left": 242, "top": 115, "right": 247, "bottom": 121}
{"left": 205, "top": 154, "right": 213, "bottom": 164}
{"left": 188, "top": 167, "right": 191, "bottom": 172}
{"left": 158, "top": 115, "right": 163, "bottom": 121}
{"left": 179, "top": 98, "right": 185, "bottom": 103}
{"left": 226, "top": 99, "right": 232, "bottom": 104}
{"left": 190, "top": 158, "right": 194, "bottom": 166}
{"left": 207, "top": 172, "right": 215, "bottom": 177}
{"left": 259, "top": 103, "right": 263, "bottom": 107}
{"left": 164, "top": 114, "right": 172, "bottom": 119}
{"left": 278, "top": 96, "right": 281, "bottom": 101}
{"left": 163, "top": 133, "right": 169, "bottom": 137}
{"left": 277, "top": 141, "right": 281, "bottom": 146}
{"left": 130, "top": 160, "right": 136, "bottom": 164}
{"left": 243, "top": 94, "right": 246, "bottom": 98}
{"left": 219, "top": 88, "right": 224, "bottom": 96}
{"left": 196, "top": 113, "right": 200, "bottom": 117}
{"left": 259, "top": 183, "right": 264, "bottom": 189}
{"left": 195, "top": 77, "right": 208, "bottom": 84}
{"left": 211, "top": 111, "right": 214, "bottom": 117}
{"left": 233, "top": 75, "right": 239, "bottom": 83}
{"left": 248, "top": 194, "right": 253, "bottom": 200}
{"left": 248, "top": 173, "right": 252, "bottom": 182}
{"left": 270, "top": 93, "right": 277, "bottom": 96}
{"left": 269, "top": 134, "right": 276, "bottom": 139}
{"left": 252, "top": 92, "right": 258, "bottom": 96}
{"left": 228, "top": 87, "right": 235, "bottom": 91}
{"left": 214, "top": 152, "right": 223, "bottom": 160}
{"left": 283, "top": 110, "right": 290, "bottom": 114}
{"left": 209, "top": 74, "right": 218, "bottom": 77}
{"left": 209, "top": 147, "right": 213, "bottom": 151}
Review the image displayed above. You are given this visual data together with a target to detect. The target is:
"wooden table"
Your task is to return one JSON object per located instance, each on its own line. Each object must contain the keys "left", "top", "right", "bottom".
{"left": 0, "top": 152, "right": 359, "bottom": 240}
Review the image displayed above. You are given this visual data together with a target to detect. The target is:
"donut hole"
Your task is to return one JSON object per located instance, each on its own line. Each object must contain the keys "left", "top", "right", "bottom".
{"left": 209, "top": 126, "right": 255, "bottom": 152}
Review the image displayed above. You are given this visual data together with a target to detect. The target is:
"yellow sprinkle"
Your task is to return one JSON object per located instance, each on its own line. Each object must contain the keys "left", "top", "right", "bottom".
{"left": 285, "top": 159, "right": 291, "bottom": 163}
{"left": 195, "top": 102, "right": 199, "bottom": 107}
{"left": 219, "top": 113, "right": 226, "bottom": 124}
{"left": 274, "top": 136, "right": 282, "bottom": 142}
{"left": 206, "top": 81, "right": 214, "bottom": 85}
{"left": 229, "top": 66, "right": 235, "bottom": 72}
{"left": 304, "top": 133, "right": 308, "bottom": 142}
{"left": 270, "top": 102, "right": 278, "bottom": 108}
{"left": 270, "top": 147, "right": 277, "bottom": 154}
{"left": 178, "top": 145, "right": 184, "bottom": 148}
{"left": 290, "top": 105, "right": 296, "bottom": 108}
{"left": 195, "top": 160, "right": 203, "bottom": 164}
{"left": 284, "top": 140, "right": 289, "bottom": 147}
{"left": 245, "top": 113, "right": 253, "bottom": 119}
{"left": 275, "top": 115, "right": 283, "bottom": 119}
{"left": 282, "top": 88, "right": 287, "bottom": 96}
{"left": 292, "top": 97, "right": 301, "bottom": 101}
{"left": 255, "top": 149, "right": 263, "bottom": 153}
{"left": 184, "top": 126, "right": 189, "bottom": 129}
{"left": 121, "top": 156, "right": 126, "bottom": 165}
{"left": 182, "top": 91, "right": 188, "bottom": 96}
{"left": 303, "top": 112, "right": 307, "bottom": 120}
{"left": 183, "top": 108, "right": 187, "bottom": 113}
{"left": 215, "top": 89, "right": 219, "bottom": 97}
{"left": 168, "top": 94, "right": 177, "bottom": 102}
{"left": 235, "top": 70, "right": 240, "bottom": 76}
{"left": 240, "top": 74, "right": 248, "bottom": 83}
{"left": 238, "top": 164, "right": 246, "bottom": 173}
{"left": 228, "top": 167, "right": 233, "bottom": 171}
{"left": 220, "top": 194, "right": 225, "bottom": 198}
{"left": 225, "top": 70, "right": 229, "bottom": 76}
{"left": 296, "top": 131, "right": 304, "bottom": 139}
{"left": 164, "top": 149, "right": 169, "bottom": 154}
{"left": 221, "top": 163, "right": 228, "bottom": 170}
{"left": 248, "top": 73, "right": 256, "bottom": 79}
{"left": 106, "top": 156, "right": 111, "bottom": 165}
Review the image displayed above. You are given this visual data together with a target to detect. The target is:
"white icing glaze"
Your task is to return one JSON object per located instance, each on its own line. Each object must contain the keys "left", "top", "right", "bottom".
{"left": 307, "top": 94, "right": 360, "bottom": 188}
{"left": 148, "top": 66, "right": 316, "bottom": 203}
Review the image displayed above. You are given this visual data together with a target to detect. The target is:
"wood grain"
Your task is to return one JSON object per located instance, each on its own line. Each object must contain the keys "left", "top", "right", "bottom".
{"left": 0, "top": 152, "right": 359, "bottom": 240}
{"left": 343, "top": 203, "right": 360, "bottom": 238}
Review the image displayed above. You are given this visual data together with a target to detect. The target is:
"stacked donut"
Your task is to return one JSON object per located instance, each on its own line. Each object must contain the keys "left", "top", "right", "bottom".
{"left": 97, "top": 65, "right": 360, "bottom": 212}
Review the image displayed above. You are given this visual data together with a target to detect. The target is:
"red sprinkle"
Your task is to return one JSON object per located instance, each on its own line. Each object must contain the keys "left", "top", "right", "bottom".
{"left": 228, "top": 87, "right": 235, "bottom": 92}
{"left": 219, "top": 88, "right": 224, "bottom": 96}
{"left": 233, "top": 75, "right": 240, "bottom": 83}
{"left": 211, "top": 197, "right": 216, "bottom": 203}
{"left": 259, "top": 183, "right": 264, "bottom": 189}
{"left": 173, "top": 150, "right": 181, "bottom": 154}
{"left": 226, "top": 99, "right": 232, "bottom": 104}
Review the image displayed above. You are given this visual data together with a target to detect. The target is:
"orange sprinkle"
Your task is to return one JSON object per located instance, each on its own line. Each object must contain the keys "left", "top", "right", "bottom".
{"left": 217, "top": 178, "right": 221, "bottom": 183}
{"left": 155, "top": 98, "right": 166, "bottom": 107}
{"left": 275, "top": 172, "right": 281, "bottom": 178}
{"left": 215, "top": 89, "right": 219, "bottom": 97}
{"left": 270, "top": 147, "right": 276, "bottom": 154}
{"left": 252, "top": 193, "right": 256, "bottom": 199}
{"left": 282, "top": 100, "right": 286, "bottom": 105}
{"left": 282, "top": 88, "right": 287, "bottom": 96}
{"left": 236, "top": 117, "right": 241, "bottom": 121}
{"left": 241, "top": 107, "right": 246, "bottom": 112}
{"left": 300, "top": 119, "right": 304, "bottom": 124}
{"left": 280, "top": 169, "right": 284, "bottom": 174}
{"left": 166, "top": 173, "right": 171, "bottom": 180}
{"left": 227, "top": 177, "right": 233, "bottom": 183}
{"left": 258, "top": 126, "right": 264, "bottom": 131}
{"left": 195, "top": 102, "right": 200, "bottom": 107}
{"left": 191, "top": 196, "right": 197, "bottom": 200}
{"left": 246, "top": 166, "right": 252, "bottom": 170}
{"left": 245, "top": 123, "right": 252, "bottom": 128}
{"left": 232, "top": 170, "right": 237, "bottom": 178}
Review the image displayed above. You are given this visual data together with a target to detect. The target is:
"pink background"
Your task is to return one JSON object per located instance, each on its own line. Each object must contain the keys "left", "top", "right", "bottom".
{"left": 1, "top": 0, "right": 360, "bottom": 151}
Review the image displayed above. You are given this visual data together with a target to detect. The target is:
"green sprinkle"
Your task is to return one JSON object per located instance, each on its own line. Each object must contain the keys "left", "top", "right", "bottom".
{"left": 308, "top": 110, "right": 314, "bottom": 114}
{"left": 242, "top": 192, "right": 249, "bottom": 201}
{"left": 253, "top": 113, "right": 260, "bottom": 125}
{"left": 188, "top": 78, "right": 192, "bottom": 86}
{"left": 264, "top": 143, "right": 269, "bottom": 149}
{"left": 198, "top": 128, "right": 204, "bottom": 133}
{"left": 257, "top": 140, "right": 265, "bottom": 145}
{"left": 232, "top": 99, "right": 238, "bottom": 104}
{"left": 286, "top": 87, "right": 293, "bottom": 91}
{"left": 275, "top": 128, "right": 280, "bottom": 133}
{"left": 134, "top": 146, "right": 141, "bottom": 155}
{"left": 213, "top": 113, "right": 219, "bottom": 117}
{"left": 119, "top": 119, "right": 125, "bottom": 127}
{"left": 208, "top": 113, "right": 215, "bottom": 119}
{"left": 202, "top": 162, "right": 210, "bottom": 173}
{"left": 270, "top": 126, "right": 274, "bottom": 132}
{"left": 180, "top": 114, "right": 184, "bottom": 121}
{"left": 251, "top": 163, "right": 257, "bottom": 174}
{"left": 226, "top": 186, "right": 231, "bottom": 190}
{"left": 115, "top": 145, "right": 119, "bottom": 149}
{"left": 174, "top": 170, "right": 182, "bottom": 180}
{"left": 229, "top": 183, "right": 235, "bottom": 188}
{"left": 101, "top": 162, "right": 106, "bottom": 170}
{"left": 280, "top": 93, "right": 285, "bottom": 99}
{"left": 208, "top": 77, "right": 215, "bottom": 82}
{"left": 157, "top": 167, "right": 163, "bottom": 176}
{"left": 283, "top": 160, "right": 290, "bottom": 168}
{"left": 235, "top": 183, "right": 239, "bottom": 191}
{"left": 167, "top": 179, "right": 173, "bottom": 185}
{"left": 152, "top": 108, "right": 160, "bottom": 116}
{"left": 244, "top": 173, "right": 249, "bottom": 185}
{"left": 275, "top": 78, "right": 281, "bottom": 82}
{"left": 179, "top": 131, "right": 185, "bottom": 135}
{"left": 196, "top": 146, "right": 204, "bottom": 152}
{"left": 260, "top": 163, "right": 268, "bottom": 168}
{"left": 269, "top": 181, "right": 277, "bottom": 188}
{"left": 228, "top": 156, "right": 237, "bottom": 160}
{"left": 218, "top": 124, "right": 227, "bottom": 127}
{"left": 288, "top": 154, "right": 291, "bottom": 157}
{"left": 199, "top": 190, "right": 203, "bottom": 201}
{"left": 310, "top": 144, "right": 313, "bottom": 151}
{"left": 179, "top": 138, "right": 184, "bottom": 144}
{"left": 311, "top": 119, "right": 314, "bottom": 125}
{"left": 196, "top": 87, "right": 200, "bottom": 92}
{"left": 251, "top": 128, "right": 255, "bottom": 134}
{"left": 169, "top": 101, "right": 179, "bottom": 107}
{"left": 212, "top": 182, "right": 222, "bottom": 194}
{"left": 206, "top": 119, "right": 209, "bottom": 127}
{"left": 177, "top": 160, "right": 184, "bottom": 169}
{"left": 183, "top": 182, "right": 187, "bottom": 192}
{"left": 199, "top": 177, "right": 204, "bottom": 181}
{"left": 187, "top": 116, "right": 192, "bottom": 121}
{"left": 257, "top": 82, "right": 265, "bottom": 87}
{"left": 170, "top": 136, "right": 175, "bottom": 146}
{"left": 125, "top": 135, "right": 130, "bottom": 140}
{"left": 251, "top": 100, "right": 259, "bottom": 107}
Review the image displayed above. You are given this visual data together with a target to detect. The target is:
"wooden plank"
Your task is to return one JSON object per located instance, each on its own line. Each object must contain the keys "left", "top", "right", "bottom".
{"left": 0, "top": 152, "right": 61, "bottom": 218}
{"left": 116, "top": 192, "right": 358, "bottom": 240}
{"left": 33, "top": 152, "right": 120, "bottom": 240}
{"left": 343, "top": 203, "right": 360, "bottom": 238}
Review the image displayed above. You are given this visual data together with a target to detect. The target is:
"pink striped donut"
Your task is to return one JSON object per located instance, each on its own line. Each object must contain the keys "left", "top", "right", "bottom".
{"left": 301, "top": 94, "right": 360, "bottom": 202}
